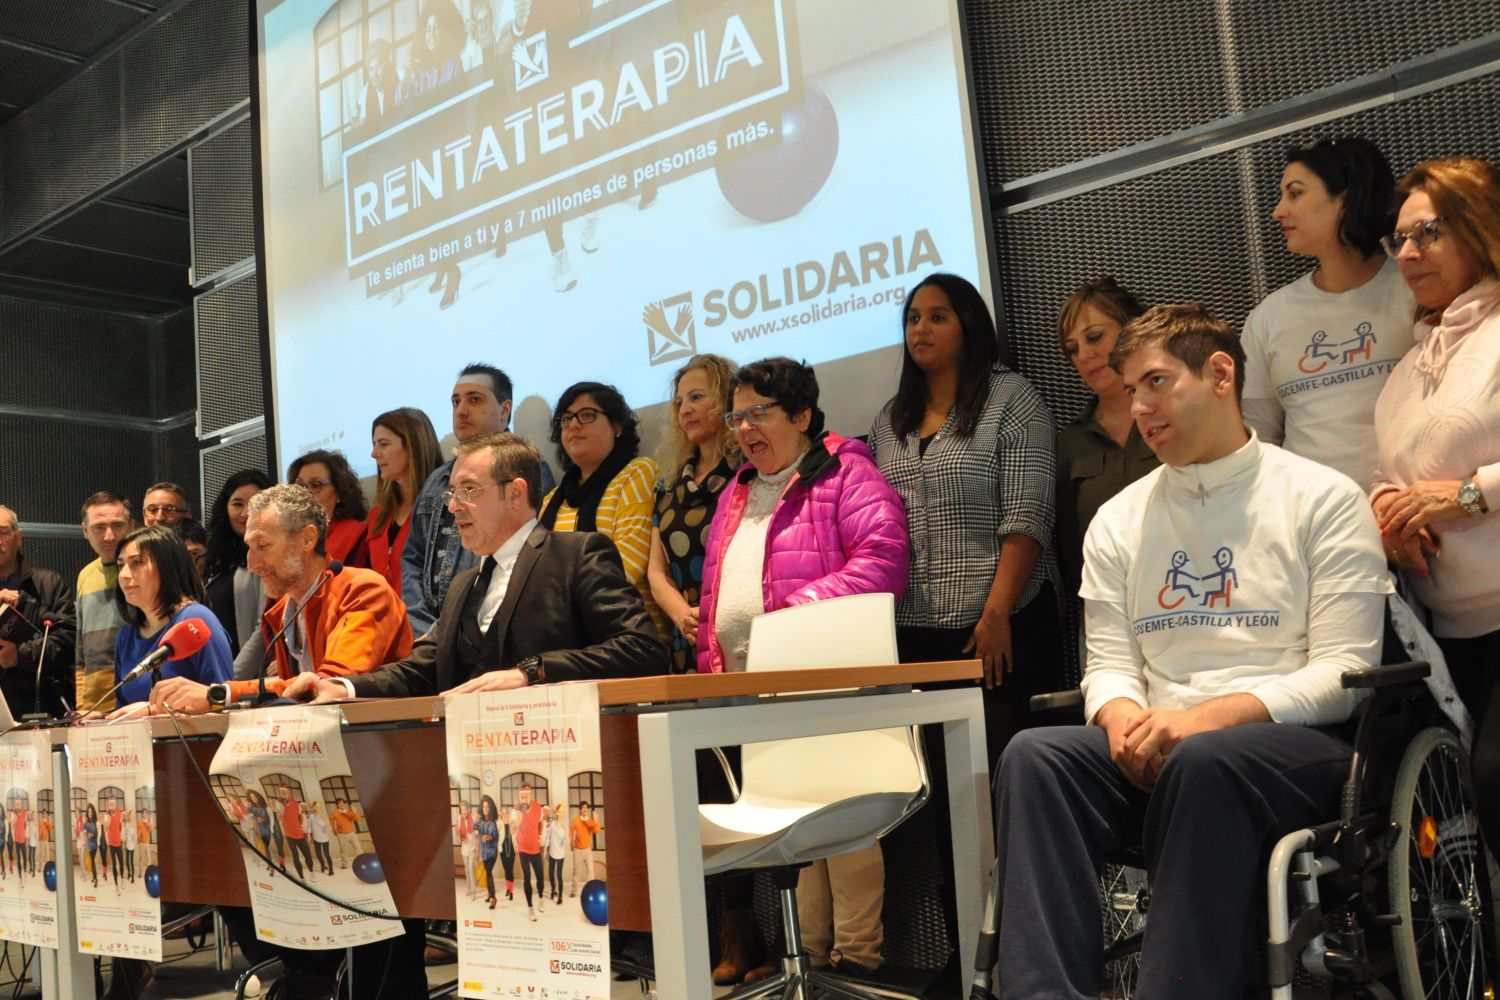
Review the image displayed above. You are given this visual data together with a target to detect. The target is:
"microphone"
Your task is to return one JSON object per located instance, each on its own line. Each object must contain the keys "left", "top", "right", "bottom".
{"left": 83, "top": 617, "right": 213, "bottom": 717}
{"left": 253, "top": 561, "right": 343, "bottom": 707}
{"left": 26, "top": 618, "right": 55, "bottom": 721}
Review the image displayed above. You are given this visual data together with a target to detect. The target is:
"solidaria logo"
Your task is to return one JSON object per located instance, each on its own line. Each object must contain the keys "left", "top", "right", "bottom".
{"left": 512, "top": 31, "right": 549, "bottom": 92}
{"left": 551, "top": 958, "right": 604, "bottom": 974}
{"left": 644, "top": 229, "right": 941, "bottom": 364}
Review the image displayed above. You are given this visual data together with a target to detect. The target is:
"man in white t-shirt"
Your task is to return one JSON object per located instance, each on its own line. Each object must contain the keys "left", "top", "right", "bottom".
{"left": 993, "top": 304, "right": 1392, "bottom": 999}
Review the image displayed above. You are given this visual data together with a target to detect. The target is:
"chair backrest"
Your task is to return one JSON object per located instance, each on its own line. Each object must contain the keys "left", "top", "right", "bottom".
{"left": 739, "top": 593, "right": 923, "bottom": 803}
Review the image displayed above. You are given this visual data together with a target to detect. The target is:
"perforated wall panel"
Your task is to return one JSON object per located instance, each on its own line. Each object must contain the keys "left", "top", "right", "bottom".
{"left": 0, "top": 297, "right": 155, "bottom": 417}
{"left": 195, "top": 273, "right": 265, "bottom": 438}
{"left": 190, "top": 118, "right": 255, "bottom": 281}
{"left": 0, "top": 416, "right": 157, "bottom": 530}
{"left": 200, "top": 434, "right": 270, "bottom": 517}
{"left": 22, "top": 535, "right": 97, "bottom": 589}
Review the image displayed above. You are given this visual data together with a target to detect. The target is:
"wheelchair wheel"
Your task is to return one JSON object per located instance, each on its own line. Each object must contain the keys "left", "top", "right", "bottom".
{"left": 1099, "top": 863, "right": 1146, "bottom": 1000}
{"left": 1388, "top": 726, "right": 1494, "bottom": 1000}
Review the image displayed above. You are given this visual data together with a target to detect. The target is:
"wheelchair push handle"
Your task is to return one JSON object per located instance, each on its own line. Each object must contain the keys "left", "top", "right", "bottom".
{"left": 1340, "top": 660, "right": 1429, "bottom": 689}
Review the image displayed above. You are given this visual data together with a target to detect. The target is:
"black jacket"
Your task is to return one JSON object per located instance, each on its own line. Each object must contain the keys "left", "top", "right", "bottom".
{"left": 349, "top": 525, "right": 666, "bottom": 698}
{"left": 1, "top": 557, "right": 76, "bottom": 717}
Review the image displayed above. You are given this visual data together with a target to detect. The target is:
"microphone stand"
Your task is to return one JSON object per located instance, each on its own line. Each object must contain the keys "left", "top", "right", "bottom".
{"left": 21, "top": 619, "right": 54, "bottom": 725}
{"left": 252, "top": 562, "right": 340, "bottom": 707}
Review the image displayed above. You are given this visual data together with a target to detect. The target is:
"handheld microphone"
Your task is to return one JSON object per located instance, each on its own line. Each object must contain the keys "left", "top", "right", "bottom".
{"left": 83, "top": 617, "right": 213, "bottom": 718}
{"left": 26, "top": 618, "right": 55, "bottom": 721}
{"left": 253, "top": 561, "right": 343, "bottom": 707}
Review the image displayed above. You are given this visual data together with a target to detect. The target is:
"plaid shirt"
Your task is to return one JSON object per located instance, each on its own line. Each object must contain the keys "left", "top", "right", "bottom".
{"left": 870, "top": 365, "right": 1058, "bottom": 628}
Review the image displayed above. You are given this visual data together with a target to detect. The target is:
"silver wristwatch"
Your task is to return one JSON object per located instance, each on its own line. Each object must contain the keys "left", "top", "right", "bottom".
{"left": 1457, "top": 478, "right": 1488, "bottom": 517}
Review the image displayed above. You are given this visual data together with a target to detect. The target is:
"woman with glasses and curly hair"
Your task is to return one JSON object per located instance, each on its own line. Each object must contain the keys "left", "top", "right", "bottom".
{"left": 288, "top": 450, "right": 369, "bottom": 568}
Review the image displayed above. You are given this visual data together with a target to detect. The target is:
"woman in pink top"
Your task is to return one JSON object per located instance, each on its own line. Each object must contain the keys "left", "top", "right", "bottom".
{"left": 1372, "top": 155, "right": 1500, "bottom": 849}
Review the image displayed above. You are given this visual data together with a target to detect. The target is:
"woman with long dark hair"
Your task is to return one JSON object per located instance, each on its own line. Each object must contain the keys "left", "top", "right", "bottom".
{"left": 367, "top": 408, "right": 442, "bottom": 592}
{"left": 203, "top": 469, "right": 273, "bottom": 662}
{"left": 477, "top": 795, "right": 500, "bottom": 910}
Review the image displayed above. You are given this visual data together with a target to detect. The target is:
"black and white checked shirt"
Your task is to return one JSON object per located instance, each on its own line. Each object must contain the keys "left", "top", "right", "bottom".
{"left": 870, "top": 364, "right": 1058, "bottom": 628}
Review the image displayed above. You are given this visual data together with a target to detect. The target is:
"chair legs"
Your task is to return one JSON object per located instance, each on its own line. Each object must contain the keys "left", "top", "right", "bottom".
{"left": 720, "top": 867, "right": 922, "bottom": 1000}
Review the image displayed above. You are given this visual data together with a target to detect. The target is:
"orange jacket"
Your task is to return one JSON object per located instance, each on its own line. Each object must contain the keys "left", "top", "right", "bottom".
{"left": 228, "top": 566, "right": 413, "bottom": 700}
{"left": 570, "top": 814, "right": 600, "bottom": 850}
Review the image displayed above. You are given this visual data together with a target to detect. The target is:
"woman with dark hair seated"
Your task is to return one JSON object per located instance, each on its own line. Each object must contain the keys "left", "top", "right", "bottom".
{"left": 105, "top": 525, "right": 234, "bottom": 719}
{"left": 542, "top": 381, "right": 665, "bottom": 640}
{"left": 203, "top": 470, "right": 273, "bottom": 655}
{"left": 367, "top": 407, "right": 443, "bottom": 591}
{"left": 698, "top": 356, "right": 909, "bottom": 981}
{"left": 288, "top": 450, "right": 369, "bottom": 568}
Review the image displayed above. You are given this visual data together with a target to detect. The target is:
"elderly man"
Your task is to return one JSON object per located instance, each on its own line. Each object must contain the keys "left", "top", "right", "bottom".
{"left": 141, "top": 482, "right": 191, "bottom": 527}
{"left": 0, "top": 505, "right": 75, "bottom": 718}
{"left": 290, "top": 431, "right": 664, "bottom": 703}
{"left": 993, "top": 304, "right": 1393, "bottom": 999}
{"left": 149, "top": 484, "right": 412, "bottom": 713}
{"left": 75, "top": 491, "right": 133, "bottom": 714}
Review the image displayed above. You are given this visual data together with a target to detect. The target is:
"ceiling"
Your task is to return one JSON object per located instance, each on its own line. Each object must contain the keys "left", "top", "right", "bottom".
{"left": 0, "top": 0, "right": 191, "bottom": 316}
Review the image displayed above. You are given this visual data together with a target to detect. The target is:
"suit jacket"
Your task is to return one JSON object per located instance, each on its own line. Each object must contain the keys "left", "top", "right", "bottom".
{"left": 1, "top": 557, "right": 76, "bottom": 717}
{"left": 349, "top": 525, "right": 665, "bottom": 698}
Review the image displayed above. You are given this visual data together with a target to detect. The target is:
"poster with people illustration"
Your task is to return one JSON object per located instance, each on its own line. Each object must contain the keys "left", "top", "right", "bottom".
{"left": 208, "top": 706, "right": 403, "bottom": 949}
{"left": 65, "top": 720, "right": 161, "bottom": 960}
{"left": 444, "top": 683, "right": 607, "bottom": 999}
{"left": 0, "top": 730, "right": 58, "bottom": 949}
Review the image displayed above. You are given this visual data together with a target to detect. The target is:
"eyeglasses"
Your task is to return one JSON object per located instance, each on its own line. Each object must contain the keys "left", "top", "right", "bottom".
{"left": 1381, "top": 217, "right": 1446, "bottom": 258}
{"left": 293, "top": 479, "right": 332, "bottom": 493}
{"left": 558, "top": 407, "right": 604, "bottom": 428}
{"left": 441, "top": 482, "right": 495, "bottom": 506}
{"left": 142, "top": 504, "right": 187, "bottom": 516}
{"left": 723, "top": 403, "right": 781, "bottom": 429}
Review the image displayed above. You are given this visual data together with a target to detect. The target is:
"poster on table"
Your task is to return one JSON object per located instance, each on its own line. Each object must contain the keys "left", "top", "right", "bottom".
{"left": 0, "top": 730, "right": 59, "bottom": 949}
{"left": 208, "top": 706, "right": 403, "bottom": 949}
{"left": 444, "top": 684, "right": 607, "bottom": 1000}
{"left": 66, "top": 720, "right": 161, "bottom": 960}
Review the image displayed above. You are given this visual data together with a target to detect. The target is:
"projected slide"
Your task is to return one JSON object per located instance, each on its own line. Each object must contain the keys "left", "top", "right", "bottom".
{"left": 257, "top": 0, "right": 991, "bottom": 476}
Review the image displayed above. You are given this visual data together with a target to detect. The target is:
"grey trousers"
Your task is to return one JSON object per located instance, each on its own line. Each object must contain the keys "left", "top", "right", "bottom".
{"left": 994, "top": 722, "right": 1351, "bottom": 1000}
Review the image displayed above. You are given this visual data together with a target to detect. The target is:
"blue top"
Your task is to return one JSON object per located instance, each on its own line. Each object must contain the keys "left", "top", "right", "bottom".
{"left": 113, "top": 602, "right": 234, "bottom": 705}
{"left": 476, "top": 818, "right": 498, "bottom": 861}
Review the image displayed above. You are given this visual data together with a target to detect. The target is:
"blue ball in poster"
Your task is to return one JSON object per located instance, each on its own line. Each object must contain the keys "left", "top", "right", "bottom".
{"left": 579, "top": 879, "right": 607, "bottom": 926}
{"left": 352, "top": 853, "right": 386, "bottom": 885}
{"left": 715, "top": 85, "right": 840, "bottom": 223}
{"left": 144, "top": 865, "right": 161, "bottom": 899}
{"left": 43, "top": 861, "right": 56, "bottom": 892}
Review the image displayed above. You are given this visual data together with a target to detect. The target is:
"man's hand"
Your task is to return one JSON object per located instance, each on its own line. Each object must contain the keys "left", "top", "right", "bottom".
{"left": 0, "top": 589, "right": 19, "bottom": 607}
{"left": 1096, "top": 698, "right": 1151, "bottom": 791}
{"left": 964, "top": 608, "right": 1013, "bottom": 690}
{"left": 446, "top": 669, "right": 528, "bottom": 696}
{"left": 281, "top": 673, "right": 321, "bottom": 701}
{"left": 104, "top": 701, "right": 152, "bottom": 721}
{"left": 0, "top": 640, "right": 17, "bottom": 670}
{"left": 149, "top": 677, "right": 211, "bottom": 715}
{"left": 1120, "top": 707, "right": 1211, "bottom": 784}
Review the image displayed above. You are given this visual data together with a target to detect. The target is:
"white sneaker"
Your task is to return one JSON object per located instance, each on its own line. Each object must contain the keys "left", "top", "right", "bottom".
{"left": 552, "top": 249, "right": 576, "bottom": 292}
{"left": 528, "top": 907, "right": 536, "bottom": 922}
{"left": 580, "top": 213, "right": 599, "bottom": 253}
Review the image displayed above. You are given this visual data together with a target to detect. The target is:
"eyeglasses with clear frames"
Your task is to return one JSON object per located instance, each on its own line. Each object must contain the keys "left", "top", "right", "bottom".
{"left": 722, "top": 403, "right": 781, "bottom": 429}
{"left": 558, "top": 407, "right": 604, "bottom": 428}
{"left": 142, "top": 504, "right": 187, "bottom": 516}
{"left": 1381, "top": 217, "right": 1447, "bottom": 259}
{"left": 293, "top": 479, "right": 332, "bottom": 493}
{"left": 441, "top": 482, "right": 495, "bottom": 506}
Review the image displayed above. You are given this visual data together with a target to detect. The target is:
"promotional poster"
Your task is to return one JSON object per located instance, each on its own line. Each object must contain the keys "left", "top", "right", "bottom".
{"left": 66, "top": 721, "right": 161, "bottom": 960}
{"left": 256, "top": 0, "right": 988, "bottom": 473}
{"left": 0, "top": 730, "right": 58, "bottom": 950}
{"left": 444, "top": 684, "right": 606, "bottom": 999}
{"left": 209, "top": 706, "right": 403, "bottom": 950}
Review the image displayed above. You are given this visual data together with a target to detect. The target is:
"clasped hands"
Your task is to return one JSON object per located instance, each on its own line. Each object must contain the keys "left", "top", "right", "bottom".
{"left": 1373, "top": 479, "right": 1470, "bottom": 577}
{"left": 1098, "top": 700, "right": 1217, "bottom": 792}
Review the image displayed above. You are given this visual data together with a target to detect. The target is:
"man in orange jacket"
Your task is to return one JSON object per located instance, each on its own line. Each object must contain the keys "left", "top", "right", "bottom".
{"left": 148, "top": 484, "right": 412, "bottom": 713}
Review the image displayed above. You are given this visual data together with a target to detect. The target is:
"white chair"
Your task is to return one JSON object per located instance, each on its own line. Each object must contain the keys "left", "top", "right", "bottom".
{"left": 700, "top": 593, "right": 928, "bottom": 1000}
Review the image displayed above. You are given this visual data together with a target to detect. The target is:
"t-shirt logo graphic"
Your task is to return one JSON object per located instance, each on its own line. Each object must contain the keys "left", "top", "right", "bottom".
{"left": 1297, "top": 322, "right": 1376, "bottom": 374}
{"left": 1157, "top": 547, "right": 1238, "bottom": 610}
{"left": 512, "top": 32, "right": 549, "bottom": 92}
{"left": 643, "top": 294, "right": 697, "bottom": 366}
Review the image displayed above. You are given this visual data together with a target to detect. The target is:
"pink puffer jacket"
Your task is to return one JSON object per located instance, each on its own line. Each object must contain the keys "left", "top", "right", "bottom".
{"left": 697, "top": 432, "right": 909, "bottom": 673}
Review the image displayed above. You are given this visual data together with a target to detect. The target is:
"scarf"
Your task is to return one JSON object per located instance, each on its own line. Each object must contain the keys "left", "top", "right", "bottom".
{"left": 539, "top": 438, "right": 635, "bottom": 532}
{"left": 1413, "top": 277, "right": 1500, "bottom": 393}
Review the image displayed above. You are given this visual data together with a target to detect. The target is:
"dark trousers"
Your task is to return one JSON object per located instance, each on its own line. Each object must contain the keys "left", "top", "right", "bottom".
{"left": 500, "top": 851, "right": 515, "bottom": 887}
{"left": 109, "top": 844, "right": 123, "bottom": 884}
{"left": 124, "top": 845, "right": 134, "bottom": 880}
{"left": 995, "top": 723, "right": 1351, "bottom": 1000}
{"left": 287, "top": 835, "right": 313, "bottom": 878}
{"left": 313, "top": 839, "right": 333, "bottom": 874}
{"left": 219, "top": 905, "right": 427, "bottom": 999}
{"left": 548, "top": 857, "right": 563, "bottom": 897}
{"left": 1440, "top": 628, "right": 1500, "bottom": 851}
{"left": 520, "top": 852, "right": 543, "bottom": 906}
{"left": 482, "top": 856, "right": 498, "bottom": 901}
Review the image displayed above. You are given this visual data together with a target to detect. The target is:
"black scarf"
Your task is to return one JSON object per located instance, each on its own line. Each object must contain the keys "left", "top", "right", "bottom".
{"left": 539, "top": 439, "right": 635, "bottom": 532}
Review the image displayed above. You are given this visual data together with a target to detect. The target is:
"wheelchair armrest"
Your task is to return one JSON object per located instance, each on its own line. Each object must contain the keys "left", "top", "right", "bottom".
{"left": 1030, "top": 689, "right": 1084, "bottom": 712}
{"left": 1340, "top": 660, "right": 1430, "bottom": 690}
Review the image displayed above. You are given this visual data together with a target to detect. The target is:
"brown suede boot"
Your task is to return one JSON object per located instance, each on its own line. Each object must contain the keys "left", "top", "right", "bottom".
{"left": 741, "top": 923, "right": 782, "bottom": 984}
{"left": 712, "top": 908, "right": 768, "bottom": 986}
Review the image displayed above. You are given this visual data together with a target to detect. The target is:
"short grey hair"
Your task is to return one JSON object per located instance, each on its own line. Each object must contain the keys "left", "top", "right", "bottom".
{"left": 0, "top": 506, "right": 17, "bottom": 531}
{"left": 248, "top": 484, "right": 328, "bottom": 555}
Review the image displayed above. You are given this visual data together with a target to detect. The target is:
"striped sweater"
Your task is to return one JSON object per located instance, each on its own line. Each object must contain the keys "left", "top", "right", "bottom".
{"left": 75, "top": 559, "right": 124, "bottom": 713}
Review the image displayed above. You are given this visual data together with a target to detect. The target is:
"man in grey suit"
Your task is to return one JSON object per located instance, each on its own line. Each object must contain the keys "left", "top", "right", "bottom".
{"left": 287, "top": 431, "right": 665, "bottom": 702}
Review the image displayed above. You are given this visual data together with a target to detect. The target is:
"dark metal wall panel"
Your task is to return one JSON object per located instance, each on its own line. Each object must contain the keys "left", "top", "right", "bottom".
{"left": 154, "top": 422, "right": 202, "bottom": 516}
{"left": 0, "top": 415, "right": 156, "bottom": 530}
{"left": 964, "top": 0, "right": 1229, "bottom": 185}
{"left": 194, "top": 273, "right": 265, "bottom": 438}
{"left": 3, "top": 0, "right": 145, "bottom": 58}
{"left": 153, "top": 308, "right": 199, "bottom": 418}
{"left": 0, "top": 296, "right": 155, "bottom": 416}
{"left": 190, "top": 117, "right": 255, "bottom": 279}
{"left": 200, "top": 434, "right": 270, "bottom": 518}
{"left": 21, "top": 534, "right": 96, "bottom": 591}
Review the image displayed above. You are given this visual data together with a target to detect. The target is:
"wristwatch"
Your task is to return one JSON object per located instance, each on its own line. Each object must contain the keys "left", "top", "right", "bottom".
{"left": 206, "top": 682, "right": 229, "bottom": 708}
{"left": 517, "top": 656, "right": 545, "bottom": 686}
{"left": 1458, "top": 478, "right": 1488, "bottom": 517}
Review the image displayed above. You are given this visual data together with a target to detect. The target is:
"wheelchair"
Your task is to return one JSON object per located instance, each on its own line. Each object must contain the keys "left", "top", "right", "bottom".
{"left": 968, "top": 658, "right": 1494, "bottom": 1000}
